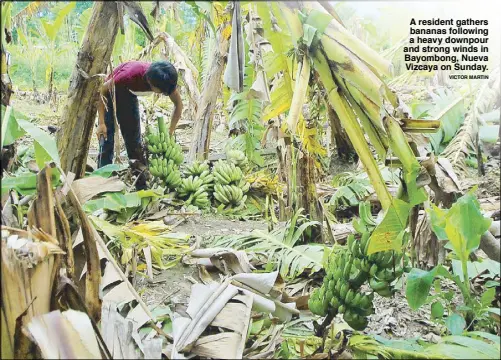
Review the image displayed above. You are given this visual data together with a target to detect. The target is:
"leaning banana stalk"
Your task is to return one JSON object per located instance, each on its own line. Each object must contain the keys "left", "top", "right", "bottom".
{"left": 337, "top": 77, "right": 388, "bottom": 160}
{"left": 313, "top": 51, "right": 392, "bottom": 211}
{"left": 301, "top": 2, "right": 392, "bottom": 78}
{"left": 343, "top": 81, "right": 390, "bottom": 148}
{"left": 384, "top": 116, "right": 428, "bottom": 205}
{"left": 319, "top": 34, "right": 384, "bottom": 107}
{"left": 286, "top": 57, "right": 311, "bottom": 134}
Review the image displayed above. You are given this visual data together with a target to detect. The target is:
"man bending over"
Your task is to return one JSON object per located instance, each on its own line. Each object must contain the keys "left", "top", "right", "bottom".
{"left": 96, "top": 60, "right": 183, "bottom": 189}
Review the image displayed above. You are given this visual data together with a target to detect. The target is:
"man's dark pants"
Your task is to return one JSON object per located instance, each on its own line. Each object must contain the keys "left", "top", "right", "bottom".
{"left": 98, "top": 90, "right": 147, "bottom": 189}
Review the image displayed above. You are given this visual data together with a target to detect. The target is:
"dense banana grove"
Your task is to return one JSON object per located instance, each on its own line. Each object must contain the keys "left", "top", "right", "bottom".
{"left": 308, "top": 202, "right": 411, "bottom": 330}
{"left": 146, "top": 116, "right": 250, "bottom": 210}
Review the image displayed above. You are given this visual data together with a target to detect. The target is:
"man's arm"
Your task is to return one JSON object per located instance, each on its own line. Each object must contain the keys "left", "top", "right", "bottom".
{"left": 96, "top": 80, "right": 112, "bottom": 140}
{"left": 168, "top": 88, "right": 183, "bottom": 135}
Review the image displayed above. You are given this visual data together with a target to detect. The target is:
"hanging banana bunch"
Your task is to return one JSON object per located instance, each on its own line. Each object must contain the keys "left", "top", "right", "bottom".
{"left": 146, "top": 116, "right": 183, "bottom": 190}
{"left": 308, "top": 202, "right": 411, "bottom": 331}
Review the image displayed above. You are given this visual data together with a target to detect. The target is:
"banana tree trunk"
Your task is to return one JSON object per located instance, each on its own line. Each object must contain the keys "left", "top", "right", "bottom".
{"left": 327, "top": 102, "right": 357, "bottom": 163}
{"left": 48, "top": 67, "right": 54, "bottom": 100}
{"left": 57, "top": 2, "right": 119, "bottom": 178}
{"left": 1, "top": 44, "right": 12, "bottom": 106}
{"left": 296, "top": 148, "right": 323, "bottom": 225}
{"left": 189, "top": 16, "right": 232, "bottom": 161}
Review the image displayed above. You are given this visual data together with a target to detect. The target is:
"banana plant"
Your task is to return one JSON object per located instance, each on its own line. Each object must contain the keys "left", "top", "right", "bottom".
{"left": 14, "top": 26, "right": 42, "bottom": 92}
{"left": 258, "top": 2, "right": 432, "bottom": 254}
{"left": 1, "top": 105, "right": 61, "bottom": 196}
{"left": 37, "top": 2, "right": 76, "bottom": 97}
{"left": 11, "top": 1, "right": 51, "bottom": 28}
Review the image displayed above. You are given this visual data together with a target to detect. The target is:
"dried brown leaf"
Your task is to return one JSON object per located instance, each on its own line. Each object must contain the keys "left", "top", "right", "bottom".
{"left": 26, "top": 310, "right": 101, "bottom": 359}
{"left": 72, "top": 176, "right": 125, "bottom": 204}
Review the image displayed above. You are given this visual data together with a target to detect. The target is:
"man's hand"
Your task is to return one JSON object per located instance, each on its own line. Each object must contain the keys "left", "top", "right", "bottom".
{"left": 96, "top": 123, "right": 107, "bottom": 141}
{"left": 97, "top": 80, "right": 112, "bottom": 142}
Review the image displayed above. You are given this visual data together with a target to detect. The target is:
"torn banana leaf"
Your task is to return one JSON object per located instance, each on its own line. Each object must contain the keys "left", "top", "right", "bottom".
{"left": 91, "top": 217, "right": 191, "bottom": 270}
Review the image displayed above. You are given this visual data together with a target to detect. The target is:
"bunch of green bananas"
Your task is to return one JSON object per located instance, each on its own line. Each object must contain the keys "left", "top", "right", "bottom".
{"left": 149, "top": 157, "right": 182, "bottom": 189}
{"left": 226, "top": 149, "right": 248, "bottom": 170}
{"left": 176, "top": 176, "right": 211, "bottom": 209}
{"left": 213, "top": 160, "right": 244, "bottom": 185}
{"left": 183, "top": 161, "right": 214, "bottom": 191}
{"left": 347, "top": 203, "right": 411, "bottom": 297}
{"left": 212, "top": 160, "right": 250, "bottom": 208}
{"left": 308, "top": 202, "right": 412, "bottom": 331}
{"left": 183, "top": 161, "right": 210, "bottom": 177}
{"left": 146, "top": 116, "right": 184, "bottom": 190}
{"left": 348, "top": 233, "right": 410, "bottom": 297}
{"left": 146, "top": 131, "right": 184, "bottom": 165}
{"left": 308, "top": 251, "right": 374, "bottom": 330}
{"left": 213, "top": 183, "right": 248, "bottom": 206}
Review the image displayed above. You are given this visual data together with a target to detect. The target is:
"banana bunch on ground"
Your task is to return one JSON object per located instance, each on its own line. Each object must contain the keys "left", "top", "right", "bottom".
{"left": 226, "top": 149, "right": 248, "bottom": 170}
{"left": 183, "top": 161, "right": 209, "bottom": 177}
{"left": 212, "top": 160, "right": 250, "bottom": 208}
{"left": 176, "top": 175, "right": 210, "bottom": 209}
{"left": 308, "top": 250, "right": 374, "bottom": 331}
{"left": 183, "top": 161, "right": 214, "bottom": 191}
{"left": 149, "top": 158, "right": 182, "bottom": 188}
{"left": 146, "top": 116, "right": 184, "bottom": 190}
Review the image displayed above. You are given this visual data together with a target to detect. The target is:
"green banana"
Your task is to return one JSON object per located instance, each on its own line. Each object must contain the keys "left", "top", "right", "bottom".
{"left": 369, "top": 278, "right": 390, "bottom": 292}
{"left": 340, "top": 283, "right": 349, "bottom": 300}
{"left": 345, "top": 289, "right": 355, "bottom": 304}
{"left": 369, "top": 264, "right": 378, "bottom": 277}
{"left": 352, "top": 293, "right": 362, "bottom": 307}
{"left": 330, "top": 296, "right": 340, "bottom": 310}
{"left": 343, "top": 258, "right": 354, "bottom": 278}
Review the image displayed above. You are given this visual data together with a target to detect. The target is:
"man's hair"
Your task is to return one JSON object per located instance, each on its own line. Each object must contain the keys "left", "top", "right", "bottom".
{"left": 145, "top": 61, "right": 178, "bottom": 95}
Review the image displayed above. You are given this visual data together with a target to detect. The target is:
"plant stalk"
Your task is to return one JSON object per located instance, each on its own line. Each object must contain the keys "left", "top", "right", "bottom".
{"left": 312, "top": 51, "right": 392, "bottom": 211}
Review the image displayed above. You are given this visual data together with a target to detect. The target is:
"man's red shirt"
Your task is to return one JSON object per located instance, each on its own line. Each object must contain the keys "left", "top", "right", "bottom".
{"left": 106, "top": 61, "right": 152, "bottom": 94}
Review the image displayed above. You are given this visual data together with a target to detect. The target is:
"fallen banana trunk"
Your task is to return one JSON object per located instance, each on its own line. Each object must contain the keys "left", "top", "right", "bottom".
{"left": 480, "top": 221, "right": 500, "bottom": 263}
{"left": 169, "top": 271, "right": 299, "bottom": 359}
